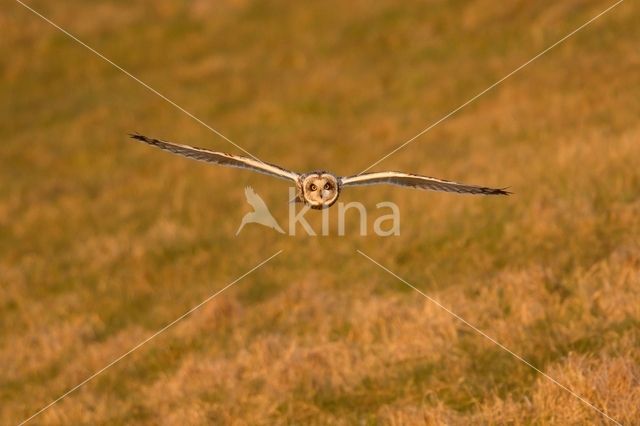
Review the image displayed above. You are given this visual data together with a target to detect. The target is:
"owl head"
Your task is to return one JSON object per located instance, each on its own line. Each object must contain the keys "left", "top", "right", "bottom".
{"left": 300, "top": 172, "right": 340, "bottom": 209}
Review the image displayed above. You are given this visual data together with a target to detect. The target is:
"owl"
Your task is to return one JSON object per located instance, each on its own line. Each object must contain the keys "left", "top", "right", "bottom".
{"left": 131, "top": 134, "right": 510, "bottom": 209}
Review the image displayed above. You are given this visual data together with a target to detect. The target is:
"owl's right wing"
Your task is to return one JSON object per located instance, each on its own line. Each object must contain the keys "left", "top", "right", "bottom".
{"left": 131, "top": 134, "right": 299, "bottom": 182}
{"left": 340, "top": 171, "right": 510, "bottom": 195}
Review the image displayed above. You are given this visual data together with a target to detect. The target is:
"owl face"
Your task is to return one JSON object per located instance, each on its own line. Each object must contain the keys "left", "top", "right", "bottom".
{"left": 300, "top": 173, "right": 340, "bottom": 209}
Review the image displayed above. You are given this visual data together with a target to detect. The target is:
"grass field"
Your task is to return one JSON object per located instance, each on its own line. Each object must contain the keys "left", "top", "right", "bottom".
{"left": 2, "top": 0, "right": 640, "bottom": 424}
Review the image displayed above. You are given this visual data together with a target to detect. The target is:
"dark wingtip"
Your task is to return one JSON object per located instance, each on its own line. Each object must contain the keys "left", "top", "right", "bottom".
{"left": 492, "top": 187, "right": 512, "bottom": 196}
{"left": 129, "top": 132, "right": 146, "bottom": 141}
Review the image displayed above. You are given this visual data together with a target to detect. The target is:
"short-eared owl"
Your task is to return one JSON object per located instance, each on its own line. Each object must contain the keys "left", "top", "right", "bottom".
{"left": 131, "top": 134, "right": 510, "bottom": 209}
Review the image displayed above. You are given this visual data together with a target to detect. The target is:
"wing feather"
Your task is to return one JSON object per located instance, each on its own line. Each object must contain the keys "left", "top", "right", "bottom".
{"left": 130, "top": 134, "right": 299, "bottom": 182}
{"left": 340, "top": 171, "right": 510, "bottom": 195}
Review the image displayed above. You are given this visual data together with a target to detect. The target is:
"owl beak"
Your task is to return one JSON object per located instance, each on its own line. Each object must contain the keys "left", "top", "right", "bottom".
{"left": 321, "top": 190, "right": 330, "bottom": 200}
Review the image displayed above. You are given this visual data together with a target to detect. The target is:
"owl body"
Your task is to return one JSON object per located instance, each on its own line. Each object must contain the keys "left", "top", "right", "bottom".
{"left": 130, "top": 134, "right": 510, "bottom": 210}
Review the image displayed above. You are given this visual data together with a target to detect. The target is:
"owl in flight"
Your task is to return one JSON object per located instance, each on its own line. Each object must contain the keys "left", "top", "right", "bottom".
{"left": 131, "top": 134, "right": 509, "bottom": 209}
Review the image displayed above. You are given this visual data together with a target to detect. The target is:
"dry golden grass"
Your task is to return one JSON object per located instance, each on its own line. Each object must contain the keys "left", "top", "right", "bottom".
{"left": 1, "top": 0, "right": 639, "bottom": 424}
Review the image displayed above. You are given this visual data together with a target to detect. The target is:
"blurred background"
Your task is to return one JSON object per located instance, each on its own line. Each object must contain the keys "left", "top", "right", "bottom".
{"left": 1, "top": 0, "right": 639, "bottom": 424}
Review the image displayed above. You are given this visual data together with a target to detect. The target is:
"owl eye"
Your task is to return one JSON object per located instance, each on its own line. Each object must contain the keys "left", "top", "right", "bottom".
{"left": 324, "top": 183, "right": 332, "bottom": 190}
{"left": 310, "top": 184, "right": 317, "bottom": 191}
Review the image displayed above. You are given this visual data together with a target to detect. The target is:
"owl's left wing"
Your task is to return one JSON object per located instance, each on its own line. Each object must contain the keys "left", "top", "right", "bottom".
{"left": 340, "top": 171, "right": 510, "bottom": 195}
{"left": 130, "top": 134, "right": 299, "bottom": 182}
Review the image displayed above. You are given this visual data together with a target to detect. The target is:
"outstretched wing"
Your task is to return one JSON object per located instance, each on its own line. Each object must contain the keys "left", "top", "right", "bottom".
{"left": 340, "top": 171, "right": 510, "bottom": 195}
{"left": 130, "top": 134, "right": 299, "bottom": 182}
{"left": 244, "top": 186, "right": 269, "bottom": 211}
